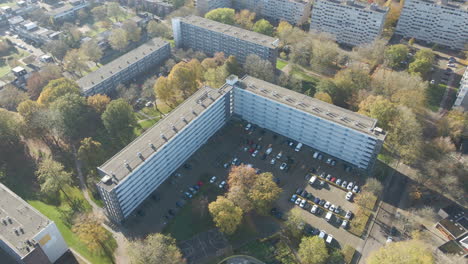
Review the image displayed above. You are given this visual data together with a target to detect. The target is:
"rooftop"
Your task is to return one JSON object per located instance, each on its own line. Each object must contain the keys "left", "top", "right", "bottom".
{"left": 438, "top": 217, "right": 468, "bottom": 238}
{"left": 98, "top": 84, "right": 233, "bottom": 190}
{"left": 177, "top": 15, "right": 279, "bottom": 49}
{"left": 236, "top": 75, "right": 386, "bottom": 138}
{"left": 77, "top": 38, "right": 169, "bottom": 93}
{"left": 419, "top": 0, "right": 468, "bottom": 10}
{"left": 0, "top": 183, "right": 51, "bottom": 258}
{"left": 324, "top": 0, "right": 389, "bottom": 12}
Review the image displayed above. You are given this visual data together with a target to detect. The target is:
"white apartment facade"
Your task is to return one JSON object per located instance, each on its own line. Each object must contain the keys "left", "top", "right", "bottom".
{"left": 454, "top": 67, "right": 468, "bottom": 111}
{"left": 396, "top": 0, "right": 468, "bottom": 50}
{"left": 310, "top": 0, "right": 388, "bottom": 46}
{"left": 97, "top": 75, "right": 385, "bottom": 223}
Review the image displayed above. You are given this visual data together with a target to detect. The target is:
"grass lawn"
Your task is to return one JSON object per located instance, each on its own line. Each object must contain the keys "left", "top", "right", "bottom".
{"left": 276, "top": 59, "right": 288, "bottom": 70}
{"left": 28, "top": 187, "right": 116, "bottom": 264}
{"left": 290, "top": 66, "right": 320, "bottom": 93}
{"left": 426, "top": 84, "right": 446, "bottom": 111}
{"left": 0, "top": 1, "right": 16, "bottom": 7}
{"left": 349, "top": 208, "right": 372, "bottom": 237}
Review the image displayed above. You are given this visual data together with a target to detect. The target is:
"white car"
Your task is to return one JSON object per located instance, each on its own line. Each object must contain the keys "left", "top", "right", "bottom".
{"left": 345, "top": 210, "right": 353, "bottom": 219}
{"left": 326, "top": 234, "right": 333, "bottom": 244}
{"left": 309, "top": 176, "right": 317, "bottom": 185}
{"left": 319, "top": 230, "right": 326, "bottom": 239}
{"left": 295, "top": 198, "right": 302, "bottom": 205}
{"left": 352, "top": 185, "right": 359, "bottom": 193}
{"left": 347, "top": 182, "right": 354, "bottom": 190}
{"left": 341, "top": 220, "right": 348, "bottom": 228}
{"left": 341, "top": 181, "right": 348, "bottom": 188}
{"left": 324, "top": 201, "right": 331, "bottom": 209}
{"left": 245, "top": 123, "right": 252, "bottom": 131}
{"left": 430, "top": 80, "right": 435, "bottom": 84}
{"left": 329, "top": 204, "right": 336, "bottom": 212}
{"left": 311, "top": 205, "right": 318, "bottom": 214}
{"left": 336, "top": 179, "right": 342, "bottom": 185}
{"left": 218, "top": 181, "right": 227, "bottom": 189}
{"left": 252, "top": 150, "right": 259, "bottom": 157}
{"left": 326, "top": 158, "right": 332, "bottom": 164}
{"left": 313, "top": 151, "right": 320, "bottom": 159}
{"left": 209, "top": 176, "right": 217, "bottom": 183}
{"left": 280, "top": 163, "right": 288, "bottom": 170}
{"left": 265, "top": 147, "right": 273, "bottom": 155}
{"left": 276, "top": 152, "right": 282, "bottom": 159}
{"left": 270, "top": 158, "right": 276, "bottom": 165}
{"left": 231, "top": 158, "right": 239, "bottom": 165}
{"left": 345, "top": 192, "right": 353, "bottom": 201}
{"left": 299, "top": 199, "right": 307, "bottom": 208}
{"left": 334, "top": 206, "right": 341, "bottom": 214}
{"left": 386, "top": 236, "right": 393, "bottom": 243}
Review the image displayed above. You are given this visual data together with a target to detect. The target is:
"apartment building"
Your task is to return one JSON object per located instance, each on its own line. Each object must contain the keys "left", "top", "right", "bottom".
{"left": 454, "top": 67, "right": 468, "bottom": 111}
{"left": 77, "top": 38, "right": 171, "bottom": 96}
{"left": 0, "top": 183, "right": 68, "bottom": 264}
{"left": 97, "top": 75, "right": 385, "bottom": 223}
{"left": 234, "top": 0, "right": 311, "bottom": 25}
{"left": 309, "top": 0, "right": 388, "bottom": 46}
{"left": 47, "top": 0, "right": 90, "bottom": 22}
{"left": 195, "top": 0, "right": 232, "bottom": 15}
{"left": 9, "top": 19, "right": 61, "bottom": 45}
{"left": 172, "top": 15, "right": 278, "bottom": 65}
{"left": 396, "top": 0, "right": 468, "bottom": 50}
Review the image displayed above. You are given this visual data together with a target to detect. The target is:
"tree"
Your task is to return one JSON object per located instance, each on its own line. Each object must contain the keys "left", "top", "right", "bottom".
{"left": 363, "top": 178, "right": 383, "bottom": 196}
{"left": 310, "top": 36, "right": 340, "bottom": 70}
{"left": 50, "top": 93, "right": 90, "bottom": 142}
{"left": 109, "top": 28, "right": 129, "bottom": 51}
{"left": 204, "top": 66, "right": 228, "bottom": 88}
{"left": 78, "top": 137, "right": 105, "bottom": 172}
{"left": 80, "top": 40, "right": 103, "bottom": 63}
{"left": 91, "top": 5, "right": 107, "bottom": 21}
{"left": 26, "top": 66, "right": 62, "bottom": 100}
{"left": 72, "top": 214, "right": 113, "bottom": 255}
{"left": 367, "top": 240, "right": 434, "bottom": 264}
{"left": 172, "top": 0, "right": 186, "bottom": 9}
{"left": 128, "top": 233, "right": 186, "bottom": 264}
{"left": 0, "top": 108, "right": 20, "bottom": 152}
{"left": 327, "top": 250, "right": 344, "bottom": 264}
{"left": 314, "top": 92, "right": 333, "bottom": 104}
{"left": 37, "top": 78, "right": 80, "bottom": 106}
{"left": 414, "top": 49, "right": 435, "bottom": 63}
{"left": 226, "top": 165, "right": 257, "bottom": 211}
{"left": 102, "top": 99, "right": 138, "bottom": 145}
{"left": 17, "top": 100, "right": 42, "bottom": 123}
{"left": 168, "top": 61, "right": 200, "bottom": 99}
{"left": 290, "top": 42, "right": 313, "bottom": 66}
{"left": 387, "top": 107, "right": 423, "bottom": 163}
{"left": 208, "top": 196, "right": 243, "bottom": 235}
{"left": 383, "top": 4, "right": 402, "bottom": 35}
{"left": 353, "top": 39, "right": 386, "bottom": 67}
{"left": 64, "top": 49, "right": 90, "bottom": 76}
{"left": 36, "top": 158, "right": 73, "bottom": 203}
{"left": 298, "top": 236, "right": 329, "bottom": 264}
{"left": 0, "top": 85, "right": 28, "bottom": 111}
{"left": 248, "top": 172, "right": 282, "bottom": 215}
{"left": 244, "top": 54, "right": 275, "bottom": 83}
{"left": 107, "top": 2, "right": 125, "bottom": 21}
{"left": 205, "top": 8, "right": 235, "bottom": 25}
{"left": 123, "top": 20, "right": 141, "bottom": 42}
{"left": 409, "top": 38, "right": 415, "bottom": 46}
{"left": 147, "top": 20, "right": 171, "bottom": 38}
{"left": 284, "top": 207, "right": 305, "bottom": 239}
{"left": 235, "top": 9, "right": 255, "bottom": 29}
{"left": 408, "top": 59, "right": 432, "bottom": 77}
{"left": 252, "top": 19, "right": 274, "bottom": 36}
{"left": 277, "top": 21, "right": 293, "bottom": 35}
{"left": 154, "top": 76, "right": 178, "bottom": 108}
{"left": 224, "top": 56, "right": 242, "bottom": 76}
{"left": 116, "top": 83, "right": 140, "bottom": 105}
{"left": 384, "top": 44, "right": 409, "bottom": 69}
{"left": 87, "top": 94, "right": 111, "bottom": 114}
{"left": 437, "top": 110, "right": 468, "bottom": 145}
{"left": 358, "top": 95, "right": 398, "bottom": 130}
{"left": 44, "top": 39, "right": 70, "bottom": 60}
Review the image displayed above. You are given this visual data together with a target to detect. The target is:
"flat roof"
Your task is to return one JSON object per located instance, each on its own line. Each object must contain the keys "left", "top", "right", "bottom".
{"left": 323, "top": 0, "right": 388, "bottom": 13}
{"left": 236, "top": 75, "right": 385, "bottom": 138}
{"left": 0, "top": 183, "right": 51, "bottom": 258}
{"left": 98, "top": 85, "right": 233, "bottom": 190}
{"left": 77, "top": 38, "right": 169, "bottom": 93}
{"left": 177, "top": 15, "right": 279, "bottom": 49}
{"left": 438, "top": 217, "right": 467, "bottom": 238}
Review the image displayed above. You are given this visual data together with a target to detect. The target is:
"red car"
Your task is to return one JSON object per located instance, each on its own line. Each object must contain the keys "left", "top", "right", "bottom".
{"left": 249, "top": 148, "right": 255, "bottom": 153}
{"left": 331, "top": 177, "right": 337, "bottom": 183}
{"left": 197, "top": 181, "right": 204, "bottom": 187}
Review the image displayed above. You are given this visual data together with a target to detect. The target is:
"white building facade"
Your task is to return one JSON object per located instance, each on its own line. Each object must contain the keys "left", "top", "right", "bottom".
{"left": 309, "top": 0, "right": 388, "bottom": 46}
{"left": 454, "top": 67, "right": 468, "bottom": 111}
{"left": 396, "top": 0, "right": 468, "bottom": 50}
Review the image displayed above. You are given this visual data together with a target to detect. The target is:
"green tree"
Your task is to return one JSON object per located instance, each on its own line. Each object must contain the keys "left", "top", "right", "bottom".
{"left": 128, "top": 233, "right": 186, "bottom": 264}
{"left": 353, "top": 39, "right": 387, "bottom": 67}
{"left": 244, "top": 54, "right": 275, "bottom": 83}
{"left": 408, "top": 38, "right": 415, "bottom": 46}
{"left": 87, "top": 94, "right": 111, "bottom": 114}
{"left": 235, "top": 9, "right": 255, "bottom": 29}
{"left": 408, "top": 59, "right": 432, "bottom": 76}
{"left": 327, "top": 250, "right": 344, "bottom": 264}
{"left": 284, "top": 207, "right": 305, "bottom": 239}
{"left": 37, "top": 78, "right": 80, "bottom": 106}
{"left": 64, "top": 49, "right": 90, "bottom": 77}
{"left": 414, "top": 49, "right": 435, "bottom": 62}
{"left": 367, "top": 240, "right": 434, "bottom": 264}
{"left": 277, "top": 21, "right": 293, "bottom": 35}
{"left": 147, "top": 20, "right": 171, "bottom": 38}
{"left": 205, "top": 8, "right": 235, "bottom": 25}
{"left": 0, "top": 108, "right": 20, "bottom": 153}
{"left": 358, "top": 95, "right": 398, "bottom": 130}
{"left": 91, "top": 5, "right": 107, "bottom": 21}
{"left": 80, "top": 40, "right": 103, "bottom": 63}
{"left": 437, "top": 110, "right": 468, "bottom": 144}
{"left": 72, "top": 214, "right": 113, "bottom": 255}
{"left": 298, "top": 236, "right": 329, "bottom": 264}
{"left": 208, "top": 196, "right": 243, "bottom": 235}
{"left": 387, "top": 107, "right": 423, "bottom": 163}
{"left": 102, "top": 99, "right": 138, "bottom": 145}
{"left": 204, "top": 66, "right": 228, "bottom": 88}
{"left": 249, "top": 172, "right": 282, "bottom": 215}
{"left": 384, "top": 44, "right": 409, "bottom": 69}
{"left": 44, "top": 39, "right": 70, "bottom": 60}
{"left": 107, "top": 2, "right": 124, "bottom": 21}
{"left": 36, "top": 158, "right": 73, "bottom": 203}
{"left": 123, "top": 20, "right": 141, "bottom": 42}
{"left": 224, "top": 56, "right": 242, "bottom": 76}
{"left": 78, "top": 137, "right": 105, "bottom": 172}
{"left": 109, "top": 28, "right": 129, "bottom": 51}
{"left": 50, "top": 93, "right": 90, "bottom": 142}
{"left": 314, "top": 92, "right": 333, "bottom": 104}
{"left": 252, "top": 19, "right": 274, "bottom": 36}
{"left": 172, "top": 0, "right": 186, "bottom": 9}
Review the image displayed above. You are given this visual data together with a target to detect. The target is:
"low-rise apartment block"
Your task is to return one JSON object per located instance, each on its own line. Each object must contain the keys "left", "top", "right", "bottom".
{"left": 9, "top": 19, "right": 61, "bottom": 45}
{"left": 97, "top": 75, "right": 385, "bottom": 223}
{"left": 46, "top": 0, "right": 90, "bottom": 22}
{"left": 309, "top": 0, "right": 388, "bottom": 46}
{"left": 396, "top": 0, "right": 468, "bottom": 50}
{"left": 172, "top": 15, "right": 278, "bottom": 65}
{"left": 454, "top": 67, "right": 468, "bottom": 111}
{"left": 0, "top": 183, "right": 69, "bottom": 264}
{"left": 77, "top": 38, "right": 171, "bottom": 96}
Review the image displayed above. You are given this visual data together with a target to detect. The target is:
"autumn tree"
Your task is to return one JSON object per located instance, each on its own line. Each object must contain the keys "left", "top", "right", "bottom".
{"left": 107, "top": 2, "right": 125, "bottom": 21}
{"left": 78, "top": 137, "right": 105, "bottom": 172}
{"left": 353, "top": 39, "right": 387, "bottom": 67}
{"left": 73, "top": 214, "right": 113, "bottom": 255}
{"left": 91, "top": 5, "right": 107, "bottom": 21}
{"left": 409, "top": 50, "right": 434, "bottom": 76}
{"left": 123, "top": 20, "right": 141, "bottom": 42}
{"left": 224, "top": 56, "right": 242, "bottom": 76}
{"left": 367, "top": 240, "right": 434, "bottom": 264}
{"left": 283, "top": 207, "right": 305, "bottom": 239}
{"left": 252, "top": 19, "right": 274, "bottom": 36}
{"left": 109, "top": 28, "right": 129, "bottom": 51}
{"left": 44, "top": 39, "right": 70, "bottom": 60}
{"left": 0, "top": 108, "right": 21, "bottom": 157}
{"left": 102, "top": 99, "right": 138, "bottom": 146}
{"left": 80, "top": 40, "right": 103, "bottom": 63}
{"left": 276, "top": 21, "right": 293, "bottom": 35}
{"left": 204, "top": 66, "right": 228, "bottom": 88}
{"left": 154, "top": 76, "right": 178, "bottom": 108}
{"left": 363, "top": 178, "right": 383, "bottom": 196}
{"left": 147, "top": 20, "right": 171, "bottom": 39}
{"left": 168, "top": 60, "right": 201, "bottom": 98}
{"left": 36, "top": 158, "right": 73, "bottom": 203}
{"left": 358, "top": 95, "right": 398, "bottom": 130}
{"left": 298, "top": 236, "right": 329, "bottom": 264}
{"left": 64, "top": 49, "right": 90, "bottom": 76}
{"left": 205, "top": 8, "right": 235, "bottom": 25}
{"left": 314, "top": 92, "right": 333, "bottom": 104}
{"left": 26, "top": 66, "right": 62, "bottom": 100}
{"left": 128, "top": 233, "right": 185, "bottom": 264}
{"left": 208, "top": 196, "right": 243, "bottom": 235}
{"left": 249, "top": 172, "right": 282, "bottom": 215}
{"left": 235, "top": 9, "right": 255, "bottom": 29}
{"left": 87, "top": 94, "right": 111, "bottom": 114}
{"left": 37, "top": 78, "right": 80, "bottom": 106}
{"left": 227, "top": 165, "right": 257, "bottom": 211}
{"left": 384, "top": 44, "right": 409, "bottom": 69}
{"left": 0, "top": 85, "right": 28, "bottom": 111}
{"left": 383, "top": 4, "right": 402, "bottom": 35}
{"left": 437, "top": 110, "right": 468, "bottom": 145}
{"left": 244, "top": 54, "right": 275, "bottom": 83}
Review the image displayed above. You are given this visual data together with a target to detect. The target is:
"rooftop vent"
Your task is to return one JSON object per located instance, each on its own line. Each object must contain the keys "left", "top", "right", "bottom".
{"left": 137, "top": 152, "right": 144, "bottom": 161}
{"left": 14, "top": 228, "right": 19, "bottom": 235}
{"left": 191, "top": 109, "right": 197, "bottom": 116}
{"left": 124, "top": 161, "right": 132, "bottom": 172}
{"left": 7, "top": 217, "right": 12, "bottom": 224}
{"left": 101, "top": 175, "right": 112, "bottom": 184}
{"left": 2, "top": 218, "right": 7, "bottom": 225}
{"left": 160, "top": 133, "right": 167, "bottom": 141}
{"left": 149, "top": 142, "right": 156, "bottom": 150}
{"left": 19, "top": 227, "right": 24, "bottom": 234}
{"left": 181, "top": 116, "right": 187, "bottom": 123}
{"left": 171, "top": 123, "right": 178, "bottom": 132}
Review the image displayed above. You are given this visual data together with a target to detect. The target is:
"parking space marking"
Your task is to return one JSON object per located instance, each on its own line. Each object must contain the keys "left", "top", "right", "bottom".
{"left": 293, "top": 194, "right": 350, "bottom": 221}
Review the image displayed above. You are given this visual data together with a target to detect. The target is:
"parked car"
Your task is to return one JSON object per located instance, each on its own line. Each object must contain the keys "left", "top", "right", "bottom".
{"left": 319, "top": 199, "right": 326, "bottom": 206}
{"left": 352, "top": 185, "right": 359, "bottom": 193}
{"left": 276, "top": 152, "right": 283, "bottom": 159}
{"left": 329, "top": 204, "right": 336, "bottom": 212}
{"left": 270, "top": 158, "right": 276, "bottom": 165}
{"left": 386, "top": 236, "right": 393, "bottom": 243}
{"left": 245, "top": 123, "right": 252, "bottom": 131}
{"left": 324, "top": 201, "right": 331, "bottom": 209}
{"left": 266, "top": 147, "right": 273, "bottom": 155}
{"left": 326, "top": 174, "right": 332, "bottom": 181}
{"left": 296, "top": 188, "right": 303, "bottom": 195}
{"left": 280, "top": 163, "right": 288, "bottom": 170}
{"left": 334, "top": 206, "right": 341, "bottom": 214}
{"left": 306, "top": 193, "right": 314, "bottom": 200}
{"left": 326, "top": 158, "right": 332, "bottom": 164}
{"left": 299, "top": 199, "right": 307, "bottom": 208}
{"left": 176, "top": 200, "right": 186, "bottom": 208}
{"left": 336, "top": 179, "right": 342, "bottom": 185}
{"left": 219, "top": 181, "right": 227, "bottom": 189}
{"left": 232, "top": 158, "right": 240, "bottom": 165}
{"left": 295, "top": 198, "right": 302, "bottom": 205}
{"left": 309, "top": 176, "right": 317, "bottom": 185}
{"left": 331, "top": 160, "right": 336, "bottom": 166}
{"left": 300, "top": 190, "right": 308, "bottom": 197}
{"left": 345, "top": 192, "right": 353, "bottom": 201}
{"left": 295, "top": 143, "right": 303, "bottom": 152}
{"left": 345, "top": 210, "right": 353, "bottom": 219}
{"left": 319, "top": 172, "right": 326, "bottom": 178}
{"left": 341, "top": 181, "right": 348, "bottom": 188}
{"left": 347, "top": 182, "right": 354, "bottom": 190}
{"left": 311, "top": 205, "right": 318, "bottom": 214}
{"left": 319, "top": 230, "right": 326, "bottom": 239}
{"left": 318, "top": 153, "right": 323, "bottom": 160}
{"left": 223, "top": 163, "right": 230, "bottom": 168}
{"left": 325, "top": 211, "right": 333, "bottom": 222}
{"left": 341, "top": 220, "right": 348, "bottom": 228}
{"left": 319, "top": 180, "right": 325, "bottom": 187}
{"left": 313, "top": 151, "right": 320, "bottom": 159}
{"left": 252, "top": 150, "right": 259, "bottom": 157}
{"left": 189, "top": 187, "right": 197, "bottom": 194}
{"left": 331, "top": 177, "right": 337, "bottom": 183}
{"left": 184, "top": 192, "right": 192, "bottom": 199}
{"left": 326, "top": 234, "right": 333, "bottom": 244}
{"left": 210, "top": 176, "right": 217, "bottom": 183}
{"left": 290, "top": 194, "right": 298, "bottom": 203}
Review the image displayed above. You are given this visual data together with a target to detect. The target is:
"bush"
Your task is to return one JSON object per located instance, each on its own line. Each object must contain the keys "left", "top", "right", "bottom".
{"left": 355, "top": 191, "right": 378, "bottom": 210}
{"left": 342, "top": 245, "right": 356, "bottom": 264}
{"left": 349, "top": 208, "right": 372, "bottom": 236}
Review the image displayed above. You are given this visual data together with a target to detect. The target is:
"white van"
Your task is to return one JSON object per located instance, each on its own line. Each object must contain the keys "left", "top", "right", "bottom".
{"left": 325, "top": 211, "right": 333, "bottom": 222}
{"left": 309, "top": 175, "right": 317, "bottom": 185}
{"left": 313, "top": 151, "right": 319, "bottom": 159}
{"left": 295, "top": 143, "right": 303, "bottom": 152}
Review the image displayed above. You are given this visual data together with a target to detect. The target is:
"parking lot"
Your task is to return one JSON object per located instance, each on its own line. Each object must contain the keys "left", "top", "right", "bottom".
{"left": 122, "top": 119, "right": 366, "bottom": 250}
